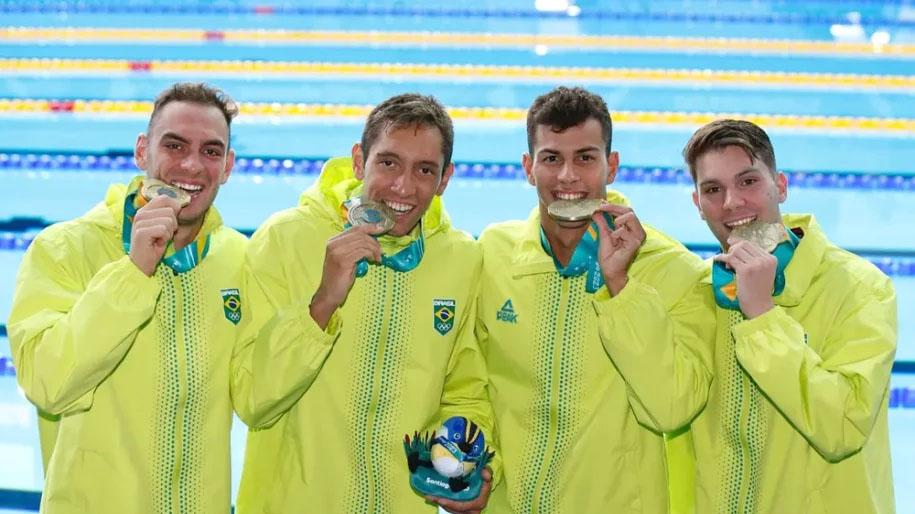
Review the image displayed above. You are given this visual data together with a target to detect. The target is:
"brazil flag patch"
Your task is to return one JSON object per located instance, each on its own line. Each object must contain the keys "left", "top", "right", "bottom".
{"left": 221, "top": 288, "right": 241, "bottom": 325}
{"left": 433, "top": 299, "right": 456, "bottom": 336}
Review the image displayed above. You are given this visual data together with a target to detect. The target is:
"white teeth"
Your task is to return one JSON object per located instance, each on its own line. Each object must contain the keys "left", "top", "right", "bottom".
{"left": 385, "top": 201, "right": 413, "bottom": 213}
{"left": 171, "top": 181, "right": 203, "bottom": 192}
{"left": 726, "top": 216, "right": 756, "bottom": 228}
{"left": 556, "top": 192, "right": 586, "bottom": 201}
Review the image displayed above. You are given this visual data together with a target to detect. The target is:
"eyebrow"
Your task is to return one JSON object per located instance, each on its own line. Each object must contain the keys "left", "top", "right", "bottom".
{"left": 160, "top": 132, "right": 226, "bottom": 149}
{"left": 537, "top": 145, "right": 602, "bottom": 156}
{"left": 374, "top": 151, "right": 400, "bottom": 160}
{"left": 698, "top": 167, "right": 761, "bottom": 188}
{"left": 375, "top": 151, "right": 440, "bottom": 168}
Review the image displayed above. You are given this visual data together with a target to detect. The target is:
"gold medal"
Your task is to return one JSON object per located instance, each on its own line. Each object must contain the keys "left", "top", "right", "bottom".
{"left": 547, "top": 198, "right": 603, "bottom": 222}
{"left": 347, "top": 197, "right": 396, "bottom": 235}
{"left": 731, "top": 221, "right": 787, "bottom": 252}
{"left": 141, "top": 178, "right": 191, "bottom": 207}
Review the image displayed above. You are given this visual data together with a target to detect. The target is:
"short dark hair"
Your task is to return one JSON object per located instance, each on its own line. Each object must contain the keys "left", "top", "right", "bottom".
{"left": 526, "top": 86, "right": 613, "bottom": 155}
{"left": 682, "top": 119, "right": 777, "bottom": 182}
{"left": 148, "top": 82, "right": 238, "bottom": 142}
{"left": 360, "top": 94, "right": 454, "bottom": 172}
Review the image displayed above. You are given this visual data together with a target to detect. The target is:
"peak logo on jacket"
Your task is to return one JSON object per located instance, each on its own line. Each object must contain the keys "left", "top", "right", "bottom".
{"left": 496, "top": 299, "right": 518, "bottom": 324}
{"left": 433, "top": 299, "right": 455, "bottom": 335}
{"left": 221, "top": 288, "right": 241, "bottom": 325}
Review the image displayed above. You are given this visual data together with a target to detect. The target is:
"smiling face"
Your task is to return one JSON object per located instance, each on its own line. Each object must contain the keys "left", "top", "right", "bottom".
{"left": 352, "top": 123, "right": 453, "bottom": 237}
{"left": 692, "top": 145, "right": 787, "bottom": 250}
{"left": 523, "top": 118, "right": 619, "bottom": 236}
{"left": 134, "top": 100, "right": 234, "bottom": 229}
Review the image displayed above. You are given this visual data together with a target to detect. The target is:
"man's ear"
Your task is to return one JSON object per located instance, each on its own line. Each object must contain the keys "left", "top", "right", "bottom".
{"left": 352, "top": 143, "right": 365, "bottom": 180}
{"left": 692, "top": 189, "right": 705, "bottom": 220}
{"left": 522, "top": 153, "right": 535, "bottom": 186}
{"left": 436, "top": 163, "right": 455, "bottom": 196}
{"left": 134, "top": 133, "right": 149, "bottom": 170}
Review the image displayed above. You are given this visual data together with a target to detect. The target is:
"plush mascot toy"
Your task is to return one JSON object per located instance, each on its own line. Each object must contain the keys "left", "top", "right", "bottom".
{"left": 404, "top": 416, "right": 494, "bottom": 501}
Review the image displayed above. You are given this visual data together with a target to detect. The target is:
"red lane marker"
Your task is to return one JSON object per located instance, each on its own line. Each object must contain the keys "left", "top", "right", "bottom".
{"left": 49, "top": 100, "right": 75, "bottom": 112}
{"left": 254, "top": 5, "right": 275, "bottom": 15}
{"left": 128, "top": 60, "right": 152, "bottom": 72}
{"left": 204, "top": 30, "right": 226, "bottom": 41}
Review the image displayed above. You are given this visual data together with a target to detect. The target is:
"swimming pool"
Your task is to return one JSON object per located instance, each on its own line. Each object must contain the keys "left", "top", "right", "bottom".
{"left": 1, "top": 0, "right": 913, "bottom": 511}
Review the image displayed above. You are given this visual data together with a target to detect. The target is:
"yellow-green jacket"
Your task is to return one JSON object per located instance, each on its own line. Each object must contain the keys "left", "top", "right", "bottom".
{"left": 7, "top": 177, "right": 249, "bottom": 514}
{"left": 232, "top": 157, "right": 496, "bottom": 514}
{"left": 477, "top": 192, "right": 714, "bottom": 514}
{"left": 673, "top": 213, "right": 896, "bottom": 514}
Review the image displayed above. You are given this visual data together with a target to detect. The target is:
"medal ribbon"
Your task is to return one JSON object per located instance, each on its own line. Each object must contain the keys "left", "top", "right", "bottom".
{"left": 712, "top": 227, "right": 799, "bottom": 310}
{"left": 540, "top": 213, "right": 614, "bottom": 294}
{"left": 122, "top": 188, "right": 210, "bottom": 274}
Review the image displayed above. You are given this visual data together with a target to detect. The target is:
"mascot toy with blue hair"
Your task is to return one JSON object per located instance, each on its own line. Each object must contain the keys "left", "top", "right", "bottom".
{"left": 403, "top": 416, "right": 494, "bottom": 501}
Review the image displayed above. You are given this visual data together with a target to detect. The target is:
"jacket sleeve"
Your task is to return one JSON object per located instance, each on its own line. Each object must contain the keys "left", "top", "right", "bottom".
{"left": 733, "top": 282, "right": 897, "bottom": 462}
{"left": 593, "top": 276, "right": 715, "bottom": 433}
{"left": 8, "top": 237, "right": 161, "bottom": 415}
{"left": 437, "top": 271, "right": 503, "bottom": 487}
{"left": 230, "top": 224, "right": 340, "bottom": 429}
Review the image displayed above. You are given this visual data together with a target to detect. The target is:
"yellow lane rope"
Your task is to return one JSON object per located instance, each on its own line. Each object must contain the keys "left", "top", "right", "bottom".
{"left": 1, "top": 57, "right": 912, "bottom": 90}
{"left": 0, "top": 98, "right": 912, "bottom": 134}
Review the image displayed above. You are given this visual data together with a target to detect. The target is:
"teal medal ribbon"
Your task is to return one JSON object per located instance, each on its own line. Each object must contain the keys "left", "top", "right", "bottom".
{"left": 121, "top": 190, "right": 210, "bottom": 274}
{"left": 540, "top": 213, "right": 614, "bottom": 294}
{"left": 353, "top": 229, "right": 425, "bottom": 277}
{"left": 712, "top": 228, "right": 799, "bottom": 310}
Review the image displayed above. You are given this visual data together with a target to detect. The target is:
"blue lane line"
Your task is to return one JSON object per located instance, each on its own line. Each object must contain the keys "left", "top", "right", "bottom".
{"left": 2, "top": 153, "right": 913, "bottom": 191}
{"left": 0, "top": 489, "right": 39, "bottom": 511}
{"left": 1, "top": 4, "right": 912, "bottom": 27}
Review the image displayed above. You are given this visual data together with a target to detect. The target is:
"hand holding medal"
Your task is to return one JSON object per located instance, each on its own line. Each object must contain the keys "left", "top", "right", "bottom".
{"left": 128, "top": 179, "right": 187, "bottom": 276}
{"left": 309, "top": 197, "right": 390, "bottom": 330}
{"left": 714, "top": 221, "right": 788, "bottom": 318}
{"left": 546, "top": 198, "right": 645, "bottom": 296}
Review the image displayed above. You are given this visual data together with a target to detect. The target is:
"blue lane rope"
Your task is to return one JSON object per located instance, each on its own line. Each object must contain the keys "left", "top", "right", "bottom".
{"left": 0, "top": 3, "right": 912, "bottom": 27}
{"left": 1, "top": 153, "right": 914, "bottom": 191}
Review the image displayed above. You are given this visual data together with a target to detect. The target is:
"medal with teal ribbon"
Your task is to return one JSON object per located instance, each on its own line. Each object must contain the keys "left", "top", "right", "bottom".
{"left": 712, "top": 227, "right": 799, "bottom": 310}
{"left": 540, "top": 212, "right": 614, "bottom": 293}
{"left": 342, "top": 197, "right": 425, "bottom": 277}
{"left": 121, "top": 190, "right": 210, "bottom": 274}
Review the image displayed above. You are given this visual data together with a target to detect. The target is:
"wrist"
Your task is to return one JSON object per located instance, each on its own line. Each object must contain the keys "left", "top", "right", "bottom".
{"left": 128, "top": 253, "right": 155, "bottom": 277}
{"left": 741, "top": 298, "right": 774, "bottom": 319}
{"left": 309, "top": 288, "right": 341, "bottom": 330}
{"left": 603, "top": 273, "right": 629, "bottom": 296}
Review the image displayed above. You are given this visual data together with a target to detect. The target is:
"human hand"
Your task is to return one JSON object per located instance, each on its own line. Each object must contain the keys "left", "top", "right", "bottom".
{"left": 593, "top": 203, "right": 646, "bottom": 296}
{"left": 426, "top": 467, "right": 493, "bottom": 514}
{"left": 128, "top": 195, "right": 180, "bottom": 276}
{"left": 714, "top": 238, "right": 777, "bottom": 318}
{"left": 309, "top": 224, "right": 382, "bottom": 329}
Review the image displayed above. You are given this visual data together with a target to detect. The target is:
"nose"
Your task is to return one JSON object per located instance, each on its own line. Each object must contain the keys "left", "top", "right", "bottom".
{"left": 722, "top": 188, "right": 744, "bottom": 210}
{"left": 391, "top": 170, "right": 416, "bottom": 196}
{"left": 557, "top": 162, "right": 577, "bottom": 184}
{"left": 180, "top": 152, "right": 204, "bottom": 174}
